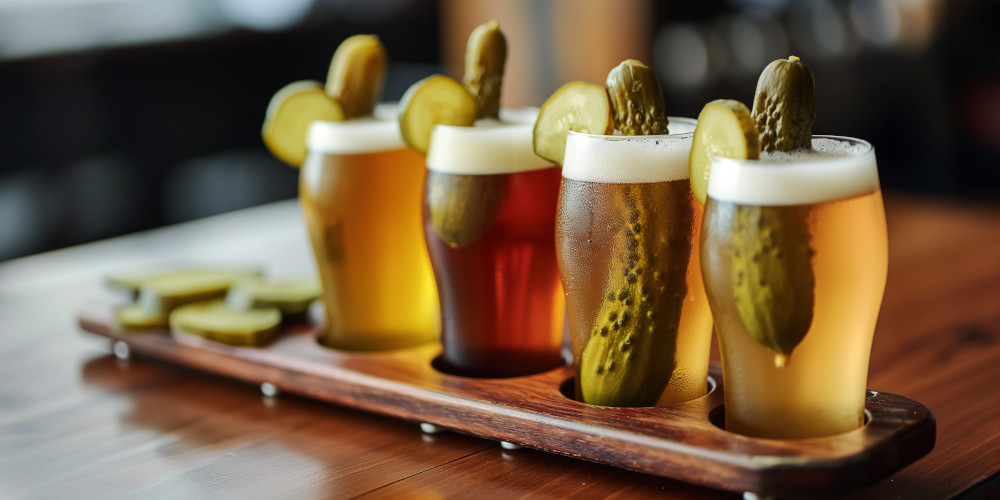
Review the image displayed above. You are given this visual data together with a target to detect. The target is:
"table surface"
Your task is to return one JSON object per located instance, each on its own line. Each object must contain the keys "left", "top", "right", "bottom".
{"left": 1, "top": 195, "right": 998, "bottom": 499}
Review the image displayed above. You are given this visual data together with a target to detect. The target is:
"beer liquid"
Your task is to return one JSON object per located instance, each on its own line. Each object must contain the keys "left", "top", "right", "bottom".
{"left": 703, "top": 190, "right": 888, "bottom": 439}
{"left": 301, "top": 147, "right": 439, "bottom": 350}
{"left": 424, "top": 167, "right": 565, "bottom": 378}
{"left": 557, "top": 178, "right": 714, "bottom": 406}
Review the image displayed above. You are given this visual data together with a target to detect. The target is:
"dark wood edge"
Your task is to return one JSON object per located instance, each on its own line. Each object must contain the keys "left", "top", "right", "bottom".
{"left": 78, "top": 308, "right": 936, "bottom": 496}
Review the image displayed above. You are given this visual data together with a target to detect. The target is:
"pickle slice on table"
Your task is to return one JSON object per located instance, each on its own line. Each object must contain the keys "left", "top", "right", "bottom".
{"left": 262, "top": 80, "right": 346, "bottom": 167}
{"left": 106, "top": 267, "right": 263, "bottom": 295}
{"left": 533, "top": 81, "right": 613, "bottom": 165}
{"left": 688, "top": 99, "right": 760, "bottom": 205}
{"left": 463, "top": 19, "right": 507, "bottom": 120}
{"left": 137, "top": 272, "right": 257, "bottom": 316}
{"left": 114, "top": 304, "right": 167, "bottom": 332}
{"left": 606, "top": 59, "right": 669, "bottom": 136}
{"left": 325, "top": 34, "right": 387, "bottom": 119}
{"left": 170, "top": 300, "right": 281, "bottom": 347}
{"left": 752, "top": 55, "right": 815, "bottom": 152}
{"left": 398, "top": 74, "right": 476, "bottom": 155}
{"left": 226, "top": 278, "right": 321, "bottom": 316}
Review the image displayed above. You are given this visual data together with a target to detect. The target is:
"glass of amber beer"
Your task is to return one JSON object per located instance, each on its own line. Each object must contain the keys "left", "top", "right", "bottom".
{"left": 301, "top": 105, "right": 439, "bottom": 350}
{"left": 424, "top": 122, "right": 565, "bottom": 378}
{"left": 701, "top": 136, "right": 887, "bottom": 439}
{"left": 557, "top": 119, "right": 715, "bottom": 407}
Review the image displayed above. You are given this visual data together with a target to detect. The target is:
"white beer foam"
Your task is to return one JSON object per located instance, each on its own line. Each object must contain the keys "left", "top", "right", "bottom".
{"left": 707, "top": 137, "right": 880, "bottom": 206}
{"left": 307, "top": 103, "right": 405, "bottom": 154}
{"left": 561, "top": 118, "right": 698, "bottom": 183}
{"left": 427, "top": 122, "right": 554, "bottom": 175}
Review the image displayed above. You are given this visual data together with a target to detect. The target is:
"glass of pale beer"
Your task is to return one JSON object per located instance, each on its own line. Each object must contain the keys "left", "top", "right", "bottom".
{"left": 301, "top": 105, "right": 439, "bottom": 350}
{"left": 701, "top": 136, "right": 887, "bottom": 439}
{"left": 557, "top": 119, "right": 715, "bottom": 407}
{"left": 424, "top": 121, "right": 565, "bottom": 378}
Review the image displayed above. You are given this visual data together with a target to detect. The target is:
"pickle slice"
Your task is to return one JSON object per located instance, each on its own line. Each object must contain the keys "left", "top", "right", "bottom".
{"left": 226, "top": 278, "right": 321, "bottom": 315}
{"left": 463, "top": 20, "right": 507, "bottom": 120}
{"left": 137, "top": 272, "right": 256, "bottom": 316}
{"left": 398, "top": 74, "right": 476, "bottom": 155}
{"left": 114, "top": 304, "right": 167, "bottom": 332}
{"left": 325, "top": 34, "right": 387, "bottom": 119}
{"left": 688, "top": 99, "right": 760, "bottom": 205}
{"left": 606, "top": 59, "right": 669, "bottom": 136}
{"left": 106, "top": 267, "right": 263, "bottom": 295}
{"left": 170, "top": 300, "right": 281, "bottom": 347}
{"left": 752, "top": 56, "right": 815, "bottom": 152}
{"left": 262, "top": 80, "right": 346, "bottom": 167}
{"left": 533, "top": 81, "right": 613, "bottom": 165}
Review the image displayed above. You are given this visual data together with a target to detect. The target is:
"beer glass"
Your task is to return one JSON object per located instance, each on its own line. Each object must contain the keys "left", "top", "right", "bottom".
{"left": 301, "top": 106, "right": 439, "bottom": 350}
{"left": 557, "top": 119, "right": 714, "bottom": 407}
{"left": 701, "top": 136, "right": 887, "bottom": 439}
{"left": 424, "top": 122, "right": 564, "bottom": 378}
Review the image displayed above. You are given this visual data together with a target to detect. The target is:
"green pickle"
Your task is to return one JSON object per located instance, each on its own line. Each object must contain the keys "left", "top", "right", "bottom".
{"left": 728, "top": 55, "right": 818, "bottom": 366}
{"left": 463, "top": 20, "right": 507, "bottom": 120}
{"left": 606, "top": 59, "right": 669, "bottom": 136}
{"left": 426, "top": 172, "right": 507, "bottom": 247}
{"left": 578, "top": 59, "right": 692, "bottom": 406}
{"left": 751, "top": 55, "right": 815, "bottom": 152}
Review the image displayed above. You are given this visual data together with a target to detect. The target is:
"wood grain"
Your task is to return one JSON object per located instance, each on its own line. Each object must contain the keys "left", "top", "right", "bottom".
{"left": 1, "top": 196, "right": 998, "bottom": 499}
{"left": 77, "top": 307, "right": 934, "bottom": 496}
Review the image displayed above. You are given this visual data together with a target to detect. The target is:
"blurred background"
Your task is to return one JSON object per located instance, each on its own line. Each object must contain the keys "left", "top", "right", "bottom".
{"left": 0, "top": 0, "right": 996, "bottom": 261}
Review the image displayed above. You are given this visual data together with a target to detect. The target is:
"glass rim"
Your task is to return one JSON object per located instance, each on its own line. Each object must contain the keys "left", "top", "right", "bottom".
{"left": 710, "top": 135, "right": 875, "bottom": 169}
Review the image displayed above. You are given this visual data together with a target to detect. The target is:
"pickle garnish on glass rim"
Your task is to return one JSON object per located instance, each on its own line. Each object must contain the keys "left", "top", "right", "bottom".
{"left": 533, "top": 81, "right": 613, "bottom": 166}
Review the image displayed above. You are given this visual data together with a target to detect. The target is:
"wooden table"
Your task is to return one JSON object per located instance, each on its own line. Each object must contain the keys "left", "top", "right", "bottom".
{"left": 1, "top": 195, "right": 997, "bottom": 499}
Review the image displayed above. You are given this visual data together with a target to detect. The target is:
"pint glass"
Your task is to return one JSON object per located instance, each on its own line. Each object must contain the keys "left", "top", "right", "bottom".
{"left": 557, "top": 119, "right": 714, "bottom": 407}
{"left": 424, "top": 123, "right": 564, "bottom": 378}
{"left": 301, "top": 107, "right": 439, "bottom": 350}
{"left": 701, "top": 136, "right": 887, "bottom": 439}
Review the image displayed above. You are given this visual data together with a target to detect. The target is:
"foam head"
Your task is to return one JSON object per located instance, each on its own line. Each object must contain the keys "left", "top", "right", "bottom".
{"left": 307, "top": 103, "right": 404, "bottom": 155}
{"left": 426, "top": 121, "right": 553, "bottom": 175}
{"left": 707, "top": 136, "right": 880, "bottom": 206}
{"left": 561, "top": 117, "right": 698, "bottom": 183}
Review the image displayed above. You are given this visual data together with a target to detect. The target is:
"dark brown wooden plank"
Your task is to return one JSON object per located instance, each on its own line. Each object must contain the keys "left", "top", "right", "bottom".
{"left": 77, "top": 306, "right": 935, "bottom": 496}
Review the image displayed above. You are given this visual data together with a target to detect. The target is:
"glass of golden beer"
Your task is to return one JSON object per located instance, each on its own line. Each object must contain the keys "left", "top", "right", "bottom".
{"left": 301, "top": 105, "right": 439, "bottom": 350}
{"left": 424, "top": 121, "right": 565, "bottom": 378}
{"left": 557, "top": 119, "right": 715, "bottom": 407}
{"left": 701, "top": 136, "right": 887, "bottom": 439}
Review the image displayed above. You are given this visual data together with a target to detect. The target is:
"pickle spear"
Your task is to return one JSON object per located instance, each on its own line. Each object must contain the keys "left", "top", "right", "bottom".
{"left": 752, "top": 56, "right": 815, "bottom": 152}
{"left": 576, "top": 60, "right": 693, "bottom": 407}
{"left": 688, "top": 99, "right": 760, "bottom": 205}
{"left": 398, "top": 75, "right": 476, "bottom": 155}
{"left": 262, "top": 80, "right": 346, "bottom": 167}
{"left": 463, "top": 20, "right": 507, "bottom": 120}
{"left": 606, "top": 59, "right": 669, "bottom": 135}
{"left": 426, "top": 171, "right": 507, "bottom": 247}
{"left": 170, "top": 300, "right": 281, "bottom": 347}
{"left": 732, "top": 56, "right": 817, "bottom": 366}
{"left": 325, "top": 34, "right": 387, "bottom": 119}
{"left": 533, "top": 81, "right": 613, "bottom": 165}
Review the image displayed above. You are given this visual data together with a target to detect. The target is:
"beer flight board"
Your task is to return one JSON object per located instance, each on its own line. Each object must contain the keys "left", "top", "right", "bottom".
{"left": 78, "top": 306, "right": 934, "bottom": 496}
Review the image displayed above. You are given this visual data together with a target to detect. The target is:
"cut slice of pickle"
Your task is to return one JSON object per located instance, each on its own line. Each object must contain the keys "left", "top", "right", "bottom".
{"left": 533, "top": 81, "right": 613, "bottom": 166}
{"left": 688, "top": 99, "right": 760, "bottom": 205}
{"left": 325, "top": 34, "right": 387, "bottom": 119}
{"left": 262, "top": 80, "right": 346, "bottom": 167}
{"left": 114, "top": 304, "right": 167, "bottom": 332}
{"left": 137, "top": 272, "right": 257, "bottom": 316}
{"left": 106, "top": 267, "right": 263, "bottom": 295}
{"left": 398, "top": 74, "right": 476, "bottom": 155}
{"left": 170, "top": 300, "right": 281, "bottom": 347}
{"left": 226, "top": 278, "right": 321, "bottom": 315}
